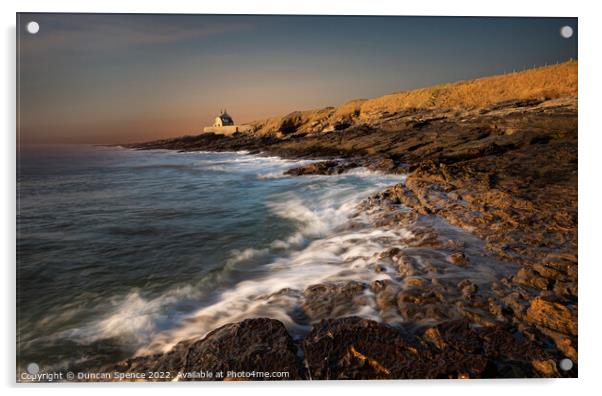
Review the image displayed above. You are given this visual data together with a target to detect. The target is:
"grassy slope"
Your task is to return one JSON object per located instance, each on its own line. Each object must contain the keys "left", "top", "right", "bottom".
{"left": 250, "top": 61, "right": 577, "bottom": 135}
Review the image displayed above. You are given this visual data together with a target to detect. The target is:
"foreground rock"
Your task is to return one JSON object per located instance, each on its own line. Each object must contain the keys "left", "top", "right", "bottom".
{"left": 105, "top": 316, "right": 575, "bottom": 380}
{"left": 107, "top": 318, "right": 305, "bottom": 381}
{"left": 304, "top": 317, "right": 572, "bottom": 379}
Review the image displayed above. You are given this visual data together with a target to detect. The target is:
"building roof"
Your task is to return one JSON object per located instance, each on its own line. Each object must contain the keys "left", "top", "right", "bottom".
{"left": 217, "top": 110, "right": 234, "bottom": 125}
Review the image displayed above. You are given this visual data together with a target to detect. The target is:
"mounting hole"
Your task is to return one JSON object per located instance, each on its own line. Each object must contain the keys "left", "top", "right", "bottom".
{"left": 560, "top": 25, "right": 573, "bottom": 39}
{"left": 559, "top": 358, "right": 573, "bottom": 371}
{"left": 26, "top": 362, "right": 39, "bottom": 375}
{"left": 26, "top": 21, "right": 39, "bottom": 34}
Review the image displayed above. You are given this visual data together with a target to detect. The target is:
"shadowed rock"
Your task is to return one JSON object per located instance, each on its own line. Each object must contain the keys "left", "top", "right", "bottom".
{"left": 108, "top": 318, "right": 305, "bottom": 381}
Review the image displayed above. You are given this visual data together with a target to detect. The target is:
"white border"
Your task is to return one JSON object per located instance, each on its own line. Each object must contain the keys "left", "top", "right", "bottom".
{"left": 2, "top": 1, "right": 599, "bottom": 395}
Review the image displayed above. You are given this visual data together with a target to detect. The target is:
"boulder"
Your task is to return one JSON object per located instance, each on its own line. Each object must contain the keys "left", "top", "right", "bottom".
{"left": 526, "top": 297, "right": 577, "bottom": 336}
{"left": 110, "top": 318, "right": 305, "bottom": 381}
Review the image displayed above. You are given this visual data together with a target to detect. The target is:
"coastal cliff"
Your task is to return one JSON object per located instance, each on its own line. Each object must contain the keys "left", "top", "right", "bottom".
{"left": 117, "top": 61, "right": 578, "bottom": 379}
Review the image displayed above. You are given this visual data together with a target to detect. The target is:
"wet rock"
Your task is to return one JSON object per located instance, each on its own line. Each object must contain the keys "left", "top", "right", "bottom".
{"left": 429, "top": 319, "right": 566, "bottom": 377}
{"left": 423, "top": 327, "right": 447, "bottom": 349}
{"left": 525, "top": 297, "right": 577, "bottom": 336}
{"left": 553, "top": 281, "right": 578, "bottom": 298}
{"left": 537, "top": 327, "right": 578, "bottom": 362}
{"left": 373, "top": 283, "right": 401, "bottom": 318}
{"left": 303, "top": 317, "right": 413, "bottom": 379}
{"left": 457, "top": 279, "right": 478, "bottom": 299}
{"left": 406, "top": 227, "right": 442, "bottom": 248}
{"left": 406, "top": 277, "right": 427, "bottom": 287}
{"left": 369, "top": 279, "right": 392, "bottom": 293}
{"left": 379, "top": 247, "right": 402, "bottom": 259}
{"left": 303, "top": 317, "right": 488, "bottom": 379}
{"left": 513, "top": 267, "right": 550, "bottom": 290}
{"left": 395, "top": 253, "right": 418, "bottom": 277}
{"left": 109, "top": 318, "right": 305, "bottom": 381}
{"left": 396, "top": 284, "right": 452, "bottom": 322}
{"left": 284, "top": 160, "right": 358, "bottom": 176}
{"left": 373, "top": 263, "right": 387, "bottom": 273}
{"left": 501, "top": 290, "right": 530, "bottom": 319}
{"left": 366, "top": 157, "right": 397, "bottom": 173}
{"left": 487, "top": 298, "right": 510, "bottom": 322}
{"left": 456, "top": 302, "right": 498, "bottom": 327}
{"left": 303, "top": 281, "right": 368, "bottom": 320}
{"left": 531, "top": 359, "right": 558, "bottom": 376}
{"left": 447, "top": 251, "right": 469, "bottom": 266}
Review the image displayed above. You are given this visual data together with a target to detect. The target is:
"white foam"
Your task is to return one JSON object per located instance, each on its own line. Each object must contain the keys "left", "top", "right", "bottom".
{"left": 132, "top": 181, "right": 407, "bottom": 355}
{"left": 64, "top": 151, "right": 405, "bottom": 355}
{"left": 61, "top": 285, "right": 202, "bottom": 345}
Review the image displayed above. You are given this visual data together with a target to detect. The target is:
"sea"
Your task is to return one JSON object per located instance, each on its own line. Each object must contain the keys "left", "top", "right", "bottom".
{"left": 17, "top": 145, "right": 406, "bottom": 370}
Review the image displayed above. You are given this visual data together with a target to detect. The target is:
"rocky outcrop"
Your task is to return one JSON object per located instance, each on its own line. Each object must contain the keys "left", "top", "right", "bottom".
{"left": 105, "top": 316, "right": 575, "bottom": 381}
{"left": 108, "top": 318, "right": 305, "bottom": 381}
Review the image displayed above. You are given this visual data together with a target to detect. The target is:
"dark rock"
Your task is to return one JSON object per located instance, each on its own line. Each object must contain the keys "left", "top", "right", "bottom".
{"left": 304, "top": 317, "right": 486, "bottom": 379}
{"left": 108, "top": 318, "right": 305, "bottom": 381}
{"left": 457, "top": 279, "right": 478, "bottom": 299}
{"left": 284, "top": 160, "right": 358, "bottom": 176}
{"left": 513, "top": 267, "right": 550, "bottom": 290}
{"left": 447, "top": 252, "right": 469, "bottom": 266}
{"left": 302, "top": 281, "right": 368, "bottom": 320}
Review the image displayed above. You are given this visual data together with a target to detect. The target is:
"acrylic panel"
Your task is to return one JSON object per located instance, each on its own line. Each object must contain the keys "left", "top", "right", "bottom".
{"left": 16, "top": 13, "right": 578, "bottom": 382}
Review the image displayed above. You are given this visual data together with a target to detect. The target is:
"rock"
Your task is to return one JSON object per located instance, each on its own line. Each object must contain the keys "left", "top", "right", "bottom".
{"left": 526, "top": 297, "right": 577, "bottom": 336}
{"left": 373, "top": 263, "right": 387, "bottom": 273}
{"left": 456, "top": 302, "right": 498, "bottom": 327}
{"left": 372, "top": 283, "right": 402, "bottom": 322}
{"left": 379, "top": 247, "right": 402, "bottom": 259}
{"left": 537, "top": 327, "right": 578, "bottom": 362}
{"left": 303, "top": 317, "right": 414, "bottom": 379}
{"left": 423, "top": 327, "right": 447, "bottom": 349}
{"left": 303, "top": 317, "right": 488, "bottom": 379}
{"left": 395, "top": 253, "right": 418, "bottom": 277}
{"left": 370, "top": 279, "right": 393, "bottom": 293}
{"left": 513, "top": 267, "right": 549, "bottom": 290}
{"left": 501, "top": 290, "right": 529, "bottom": 319}
{"left": 284, "top": 160, "right": 357, "bottom": 176}
{"left": 406, "top": 277, "right": 427, "bottom": 287}
{"left": 457, "top": 279, "right": 478, "bottom": 299}
{"left": 302, "top": 281, "right": 367, "bottom": 320}
{"left": 531, "top": 359, "right": 558, "bottom": 376}
{"left": 407, "top": 227, "right": 442, "bottom": 248}
{"left": 431, "top": 320, "right": 564, "bottom": 378}
{"left": 366, "top": 158, "right": 397, "bottom": 173}
{"left": 447, "top": 252, "right": 469, "bottom": 266}
{"left": 396, "top": 284, "right": 452, "bottom": 322}
{"left": 109, "top": 318, "right": 305, "bottom": 381}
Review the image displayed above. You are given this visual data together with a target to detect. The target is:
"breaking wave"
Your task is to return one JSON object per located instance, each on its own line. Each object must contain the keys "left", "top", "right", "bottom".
{"left": 20, "top": 147, "right": 405, "bottom": 366}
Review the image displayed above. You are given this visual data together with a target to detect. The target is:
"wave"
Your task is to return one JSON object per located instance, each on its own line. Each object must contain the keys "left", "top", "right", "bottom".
{"left": 131, "top": 178, "right": 406, "bottom": 355}
{"left": 54, "top": 151, "right": 405, "bottom": 357}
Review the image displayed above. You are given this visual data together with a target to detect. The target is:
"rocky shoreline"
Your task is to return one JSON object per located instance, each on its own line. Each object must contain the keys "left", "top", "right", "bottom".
{"left": 110, "top": 65, "right": 577, "bottom": 380}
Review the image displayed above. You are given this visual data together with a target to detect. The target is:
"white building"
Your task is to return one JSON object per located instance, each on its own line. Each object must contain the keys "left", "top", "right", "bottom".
{"left": 203, "top": 109, "right": 252, "bottom": 135}
{"left": 213, "top": 110, "right": 234, "bottom": 127}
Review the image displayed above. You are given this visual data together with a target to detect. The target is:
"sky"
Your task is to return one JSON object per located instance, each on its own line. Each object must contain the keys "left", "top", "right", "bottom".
{"left": 17, "top": 14, "right": 578, "bottom": 144}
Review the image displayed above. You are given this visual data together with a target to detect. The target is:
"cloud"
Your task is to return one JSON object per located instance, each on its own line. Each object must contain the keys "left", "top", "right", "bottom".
{"left": 19, "top": 14, "right": 253, "bottom": 54}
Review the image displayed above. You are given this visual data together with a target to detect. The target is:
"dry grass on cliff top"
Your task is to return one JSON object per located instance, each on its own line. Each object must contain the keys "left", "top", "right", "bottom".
{"left": 251, "top": 60, "right": 577, "bottom": 134}
{"left": 356, "top": 60, "right": 577, "bottom": 114}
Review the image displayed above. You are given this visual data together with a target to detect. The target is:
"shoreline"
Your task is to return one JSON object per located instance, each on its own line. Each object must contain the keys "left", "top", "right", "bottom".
{"left": 31, "top": 62, "right": 575, "bottom": 380}
{"left": 98, "top": 92, "right": 577, "bottom": 379}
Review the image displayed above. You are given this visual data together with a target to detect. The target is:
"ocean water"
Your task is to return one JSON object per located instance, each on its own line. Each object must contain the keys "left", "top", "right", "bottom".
{"left": 17, "top": 145, "right": 405, "bottom": 369}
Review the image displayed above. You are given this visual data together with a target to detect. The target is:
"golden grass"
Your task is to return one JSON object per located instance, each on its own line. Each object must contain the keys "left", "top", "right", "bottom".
{"left": 356, "top": 60, "right": 577, "bottom": 114}
{"left": 250, "top": 61, "right": 577, "bottom": 134}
